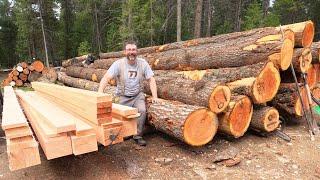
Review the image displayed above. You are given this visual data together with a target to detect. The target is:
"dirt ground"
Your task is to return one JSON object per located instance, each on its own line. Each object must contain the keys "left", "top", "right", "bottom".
{"left": 0, "top": 120, "right": 320, "bottom": 180}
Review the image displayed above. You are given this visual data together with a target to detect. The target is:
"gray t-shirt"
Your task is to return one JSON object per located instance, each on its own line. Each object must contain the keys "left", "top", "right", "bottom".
{"left": 107, "top": 57, "right": 154, "bottom": 96}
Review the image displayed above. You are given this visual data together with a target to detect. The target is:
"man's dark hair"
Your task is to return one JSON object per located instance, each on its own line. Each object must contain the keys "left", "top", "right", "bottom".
{"left": 123, "top": 40, "right": 138, "bottom": 50}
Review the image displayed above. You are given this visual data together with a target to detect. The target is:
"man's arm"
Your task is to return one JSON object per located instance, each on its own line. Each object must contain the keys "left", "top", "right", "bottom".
{"left": 149, "top": 76, "right": 159, "bottom": 102}
{"left": 98, "top": 73, "right": 113, "bottom": 93}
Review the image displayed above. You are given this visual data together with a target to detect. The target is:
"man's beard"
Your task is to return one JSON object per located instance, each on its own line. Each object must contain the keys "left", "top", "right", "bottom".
{"left": 127, "top": 54, "right": 137, "bottom": 62}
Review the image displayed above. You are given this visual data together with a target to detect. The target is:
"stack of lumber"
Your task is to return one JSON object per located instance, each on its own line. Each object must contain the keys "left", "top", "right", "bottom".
{"left": 1, "top": 61, "right": 58, "bottom": 87}
{"left": 16, "top": 89, "right": 99, "bottom": 159}
{"left": 59, "top": 21, "right": 320, "bottom": 146}
{"left": 1, "top": 86, "right": 40, "bottom": 171}
{"left": 30, "top": 82, "right": 137, "bottom": 146}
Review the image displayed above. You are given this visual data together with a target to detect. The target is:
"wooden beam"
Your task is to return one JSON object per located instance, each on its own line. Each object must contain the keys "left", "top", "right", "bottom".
{"left": 16, "top": 91, "right": 76, "bottom": 134}
{"left": 31, "top": 82, "right": 112, "bottom": 124}
{"left": 112, "top": 103, "right": 138, "bottom": 117}
{"left": 1, "top": 86, "right": 28, "bottom": 130}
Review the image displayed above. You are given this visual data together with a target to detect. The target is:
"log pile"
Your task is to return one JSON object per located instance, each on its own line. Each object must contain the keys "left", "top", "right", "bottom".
{"left": 57, "top": 21, "right": 320, "bottom": 146}
{"left": 1, "top": 61, "right": 58, "bottom": 87}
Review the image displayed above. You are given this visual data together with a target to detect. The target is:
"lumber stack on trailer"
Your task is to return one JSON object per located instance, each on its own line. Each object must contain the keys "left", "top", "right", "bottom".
{"left": 1, "top": 86, "right": 40, "bottom": 171}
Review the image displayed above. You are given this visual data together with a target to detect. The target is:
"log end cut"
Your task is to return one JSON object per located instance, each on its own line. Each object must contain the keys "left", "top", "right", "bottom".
{"left": 253, "top": 62, "right": 281, "bottom": 103}
{"left": 219, "top": 95, "right": 253, "bottom": 138}
{"left": 209, "top": 85, "right": 231, "bottom": 113}
{"left": 280, "top": 38, "right": 294, "bottom": 70}
{"left": 302, "top": 21, "right": 314, "bottom": 48}
{"left": 184, "top": 109, "right": 218, "bottom": 146}
{"left": 299, "top": 48, "right": 312, "bottom": 73}
{"left": 251, "top": 107, "right": 280, "bottom": 132}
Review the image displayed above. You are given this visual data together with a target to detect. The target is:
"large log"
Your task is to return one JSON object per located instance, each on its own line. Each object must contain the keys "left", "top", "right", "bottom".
{"left": 292, "top": 48, "right": 312, "bottom": 73}
{"left": 276, "top": 20, "right": 314, "bottom": 48}
{"left": 32, "top": 61, "right": 44, "bottom": 72}
{"left": 144, "top": 74, "right": 231, "bottom": 113}
{"left": 218, "top": 95, "right": 253, "bottom": 138}
{"left": 58, "top": 72, "right": 116, "bottom": 93}
{"left": 270, "top": 83, "right": 308, "bottom": 117}
{"left": 250, "top": 106, "right": 280, "bottom": 132}
{"left": 226, "top": 62, "right": 281, "bottom": 104}
{"left": 94, "top": 27, "right": 294, "bottom": 71}
{"left": 147, "top": 98, "right": 218, "bottom": 146}
{"left": 61, "top": 55, "right": 88, "bottom": 68}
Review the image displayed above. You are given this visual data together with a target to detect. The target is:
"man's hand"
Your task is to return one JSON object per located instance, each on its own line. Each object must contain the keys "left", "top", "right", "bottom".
{"left": 152, "top": 97, "right": 160, "bottom": 103}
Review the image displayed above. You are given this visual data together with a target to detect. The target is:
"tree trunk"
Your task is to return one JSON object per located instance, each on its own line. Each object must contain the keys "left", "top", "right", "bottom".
{"left": 95, "top": 27, "right": 294, "bottom": 71}
{"left": 218, "top": 95, "right": 253, "bottom": 138}
{"left": 292, "top": 48, "right": 312, "bottom": 73}
{"left": 147, "top": 98, "right": 218, "bottom": 146}
{"left": 144, "top": 73, "right": 231, "bottom": 113}
{"left": 234, "top": 0, "right": 242, "bottom": 32}
{"left": 306, "top": 64, "right": 317, "bottom": 88}
{"left": 194, "top": 0, "right": 203, "bottom": 38}
{"left": 177, "top": 0, "right": 181, "bottom": 41}
{"left": 270, "top": 83, "right": 308, "bottom": 117}
{"left": 226, "top": 62, "right": 280, "bottom": 104}
{"left": 262, "top": 0, "right": 269, "bottom": 18}
{"left": 277, "top": 20, "right": 314, "bottom": 48}
{"left": 250, "top": 106, "right": 280, "bottom": 132}
{"left": 311, "top": 41, "right": 320, "bottom": 63}
{"left": 61, "top": 55, "right": 88, "bottom": 67}
{"left": 28, "top": 71, "right": 42, "bottom": 82}
{"left": 58, "top": 72, "right": 116, "bottom": 93}
{"left": 205, "top": 0, "right": 212, "bottom": 37}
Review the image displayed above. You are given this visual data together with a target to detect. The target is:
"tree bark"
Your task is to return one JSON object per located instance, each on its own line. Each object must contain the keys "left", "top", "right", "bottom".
{"left": 147, "top": 98, "right": 218, "bottom": 146}
{"left": 177, "top": 0, "right": 181, "bottom": 41}
{"left": 277, "top": 20, "right": 314, "bottom": 48}
{"left": 234, "top": 0, "right": 242, "bottom": 32}
{"left": 226, "top": 62, "right": 280, "bottom": 104}
{"left": 58, "top": 72, "right": 116, "bottom": 93}
{"left": 144, "top": 73, "right": 231, "bottom": 113}
{"left": 194, "top": 0, "right": 203, "bottom": 38}
{"left": 311, "top": 41, "right": 320, "bottom": 63}
{"left": 292, "top": 48, "right": 312, "bottom": 73}
{"left": 270, "top": 83, "right": 308, "bottom": 117}
{"left": 95, "top": 27, "right": 294, "bottom": 71}
{"left": 250, "top": 106, "right": 280, "bottom": 132}
{"left": 218, "top": 95, "right": 253, "bottom": 138}
{"left": 61, "top": 55, "right": 88, "bottom": 68}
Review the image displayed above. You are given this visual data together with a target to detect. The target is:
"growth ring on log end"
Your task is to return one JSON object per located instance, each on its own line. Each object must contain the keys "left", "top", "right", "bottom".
{"left": 252, "top": 62, "right": 281, "bottom": 103}
{"left": 209, "top": 85, "right": 231, "bottom": 113}
{"left": 302, "top": 21, "right": 314, "bottom": 48}
{"left": 183, "top": 109, "right": 218, "bottom": 146}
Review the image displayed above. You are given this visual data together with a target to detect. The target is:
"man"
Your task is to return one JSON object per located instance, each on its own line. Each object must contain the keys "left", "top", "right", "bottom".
{"left": 98, "top": 40, "right": 158, "bottom": 146}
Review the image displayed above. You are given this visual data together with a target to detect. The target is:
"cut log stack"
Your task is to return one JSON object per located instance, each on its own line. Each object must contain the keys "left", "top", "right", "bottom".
{"left": 1, "top": 60, "right": 58, "bottom": 87}
{"left": 1, "top": 86, "right": 40, "bottom": 171}
{"left": 58, "top": 20, "right": 320, "bottom": 146}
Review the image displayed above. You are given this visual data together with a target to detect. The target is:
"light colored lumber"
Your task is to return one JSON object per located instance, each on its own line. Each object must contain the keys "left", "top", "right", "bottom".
{"left": 6, "top": 136, "right": 41, "bottom": 171}
{"left": 1, "top": 86, "right": 28, "bottom": 130}
{"left": 4, "top": 126, "right": 33, "bottom": 139}
{"left": 112, "top": 117, "right": 137, "bottom": 138}
{"left": 31, "top": 92, "right": 98, "bottom": 155}
{"left": 32, "top": 82, "right": 112, "bottom": 124}
{"left": 18, "top": 95, "right": 73, "bottom": 160}
{"left": 71, "top": 134, "right": 98, "bottom": 155}
{"left": 16, "top": 90, "right": 76, "bottom": 134}
{"left": 112, "top": 103, "right": 139, "bottom": 117}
